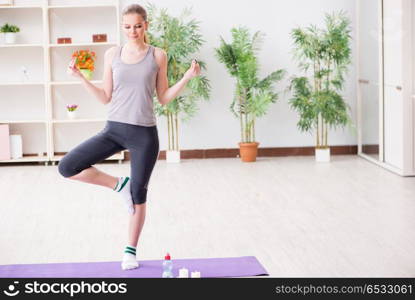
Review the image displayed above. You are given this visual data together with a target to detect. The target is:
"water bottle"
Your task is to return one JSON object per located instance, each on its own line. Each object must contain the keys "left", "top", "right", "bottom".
{"left": 162, "top": 253, "right": 174, "bottom": 278}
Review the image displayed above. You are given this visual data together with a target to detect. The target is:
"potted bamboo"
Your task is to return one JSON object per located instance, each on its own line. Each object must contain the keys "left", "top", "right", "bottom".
{"left": 289, "top": 12, "right": 352, "bottom": 162}
{"left": 1, "top": 23, "right": 20, "bottom": 44}
{"left": 147, "top": 4, "right": 211, "bottom": 163}
{"left": 215, "top": 27, "right": 285, "bottom": 162}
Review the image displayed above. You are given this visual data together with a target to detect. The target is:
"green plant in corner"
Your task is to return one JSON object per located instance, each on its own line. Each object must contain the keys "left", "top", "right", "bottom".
{"left": 146, "top": 3, "right": 210, "bottom": 153}
{"left": 289, "top": 11, "right": 352, "bottom": 150}
{"left": 215, "top": 26, "right": 285, "bottom": 161}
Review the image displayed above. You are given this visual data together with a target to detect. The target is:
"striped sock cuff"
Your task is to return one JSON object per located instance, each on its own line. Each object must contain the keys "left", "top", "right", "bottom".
{"left": 124, "top": 246, "right": 136, "bottom": 255}
{"left": 114, "top": 177, "right": 129, "bottom": 192}
{"left": 113, "top": 179, "right": 119, "bottom": 191}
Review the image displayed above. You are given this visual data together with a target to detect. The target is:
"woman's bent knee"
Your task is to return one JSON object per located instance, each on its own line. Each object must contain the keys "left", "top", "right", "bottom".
{"left": 58, "top": 157, "right": 80, "bottom": 178}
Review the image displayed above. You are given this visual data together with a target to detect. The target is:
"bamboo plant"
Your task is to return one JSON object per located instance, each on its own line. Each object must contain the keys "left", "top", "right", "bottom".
{"left": 146, "top": 4, "right": 210, "bottom": 152}
{"left": 215, "top": 27, "right": 285, "bottom": 143}
{"left": 289, "top": 11, "right": 352, "bottom": 149}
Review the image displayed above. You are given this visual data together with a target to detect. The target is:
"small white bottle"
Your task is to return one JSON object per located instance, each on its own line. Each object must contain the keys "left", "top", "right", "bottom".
{"left": 178, "top": 268, "right": 189, "bottom": 278}
{"left": 191, "top": 271, "right": 201, "bottom": 278}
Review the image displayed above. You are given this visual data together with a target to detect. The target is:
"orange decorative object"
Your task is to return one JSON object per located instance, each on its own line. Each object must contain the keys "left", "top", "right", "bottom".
{"left": 71, "top": 49, "right": 97, "bottom": 72}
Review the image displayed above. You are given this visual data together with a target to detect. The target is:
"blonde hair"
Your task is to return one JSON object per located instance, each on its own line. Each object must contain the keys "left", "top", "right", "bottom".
{"left": 122, "top": 4, "right": 149, "bottom": 43}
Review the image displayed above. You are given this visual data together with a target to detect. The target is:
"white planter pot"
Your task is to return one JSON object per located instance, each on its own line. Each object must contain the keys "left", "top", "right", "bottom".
{"left": 4, "top": 32, "right": 17, "bottom": 44}
{"left": 166, "top": 150, "right": 180, "bottom": 163}
{"left": 315, "top": 147, "right": 330, "bottom": 162}
{"left": 9, "top": 135, "right": 23, "bottom": 159}
{"left": 67, "top": 111, "right": 77, "bottom": 119}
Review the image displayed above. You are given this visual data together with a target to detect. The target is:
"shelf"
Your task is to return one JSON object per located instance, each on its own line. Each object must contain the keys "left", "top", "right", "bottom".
{"left": 51, "top": 153, "right": 123, "bottom": 162}
{"left": 51, "top": 80, "right": 102, "bottom": 85}
{"left": 0, "top": 120, "right": 47, "bottom": 124}
{"left": 0, "top": 44, "right": 44, "bottom": 48}
{"left": 49, "top": 42, "right": 116, "bottom": 48}
{"left": 0, "top": 154, "right": 123, "bottom": 163}
{"left": 48, "top": 4, "right": 116, "bottom": 9}
{"left": 0, "top": 82, "right": 44, "bottom": 86}
{"left": 0, "top": 156, "right": 48, "bottom": 163}
{"left": 52, "top": 119, "right": 106, "bottom": 123}
{"left": 0, "top": 6, "right": 43, "bottom": 9}
{"left": 0, "top": 4, "right": 116, "bottom": 9}
{"left": 0, "top": 120, "right": 107, "bottom": 124}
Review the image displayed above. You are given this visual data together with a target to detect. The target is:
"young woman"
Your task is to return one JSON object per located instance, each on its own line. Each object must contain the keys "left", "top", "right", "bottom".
{"left": 58, "top": 3, "right": 200, "bottom": 270}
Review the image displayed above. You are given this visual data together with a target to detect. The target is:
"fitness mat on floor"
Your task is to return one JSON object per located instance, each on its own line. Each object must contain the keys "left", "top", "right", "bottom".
{"left": 0, "top": 256, "right": 268, "bottom": 278}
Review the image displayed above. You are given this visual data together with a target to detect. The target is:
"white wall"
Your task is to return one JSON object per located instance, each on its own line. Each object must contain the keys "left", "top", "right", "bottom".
{"left": 2, "top": 0, "right": 357, "bottom": 153}
{"left": 122, "top": 0, "right": 357, "bottom": 150}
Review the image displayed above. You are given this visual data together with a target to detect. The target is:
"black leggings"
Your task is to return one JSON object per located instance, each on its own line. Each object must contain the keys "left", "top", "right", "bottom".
{"left": 58, "top": 120, "right": 160, "bottom": 204}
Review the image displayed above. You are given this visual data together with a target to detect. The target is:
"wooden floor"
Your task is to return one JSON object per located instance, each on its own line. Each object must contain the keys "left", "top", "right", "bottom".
{"left": 1, "top": 155, "right": 414, "bottom": 277}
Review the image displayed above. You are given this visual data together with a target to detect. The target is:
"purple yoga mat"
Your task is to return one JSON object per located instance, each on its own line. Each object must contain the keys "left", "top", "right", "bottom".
{"left": 0, "top": 256, "right": 268, "bottom": 278}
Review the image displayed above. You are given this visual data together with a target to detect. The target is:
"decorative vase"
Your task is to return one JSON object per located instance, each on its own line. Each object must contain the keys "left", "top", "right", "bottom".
{"left": 238, "top": 142, "right": 259, "bottom": 162}
{"left": 4, "top": 32, "right": 17, "bottom": 44}
{"left": 166, "top": 150, "right": 180, "bottom": 163}
{"left": 67, "top": 110, "right": 77, "bottom": 119}
{"left": 315, "top": 147, "right": 330, "bottom": 162}
{"left": 79, "top": 69, "right": 93, "bottom": 80}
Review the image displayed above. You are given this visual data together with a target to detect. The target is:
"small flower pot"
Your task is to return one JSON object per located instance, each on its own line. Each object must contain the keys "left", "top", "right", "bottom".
{"left": 238, "top": 142, "right": 259, "bottom": 162}
{"left": 4, "top": 32, "right": 17, "bottom": 44}
{"left": 79, "top": 69, "right": 93, "bottom": 80}
{"left": 67, "top": 111, "right": 77, "bottom": 119}
{"left": 315, "top": 147, "right": 330, "bottom": 162}
{"left": 166, "top": 150, "right": 180, "bottom": 163}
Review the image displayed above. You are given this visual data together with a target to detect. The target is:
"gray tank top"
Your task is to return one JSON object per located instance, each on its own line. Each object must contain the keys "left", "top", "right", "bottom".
{"left": 108, "top": 44, "right": 159, "bottom": 126}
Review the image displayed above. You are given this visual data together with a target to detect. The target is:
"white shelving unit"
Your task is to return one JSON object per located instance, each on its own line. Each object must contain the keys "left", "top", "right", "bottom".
{"left": 0, "top": 0, "right": 124, "bottom": 165}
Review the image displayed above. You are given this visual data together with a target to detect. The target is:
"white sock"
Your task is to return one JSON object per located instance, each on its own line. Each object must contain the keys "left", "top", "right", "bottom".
{"left": 121, "top": 245, "right": 139, "bottom": 270}
{"left": 113, "top": 176, "right": 135, "bottom": 215}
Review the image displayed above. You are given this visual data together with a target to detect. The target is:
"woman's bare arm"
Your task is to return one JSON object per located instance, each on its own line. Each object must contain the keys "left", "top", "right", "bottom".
{"left": 67, "top": 47, "right": 116, "bottom": 105}
{"left": 155, "top": 48, "right": 200, "bottom": 106}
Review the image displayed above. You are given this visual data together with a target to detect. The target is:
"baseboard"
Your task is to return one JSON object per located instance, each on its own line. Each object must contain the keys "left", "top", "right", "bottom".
{"left": 0, "top": 145, "right": 358, "bottom": 166}
{"left": 124, "top": 145, "right": 358, "bottom": 161}
{"left": 361, "top": 144, "right": 379, "bottom": 155}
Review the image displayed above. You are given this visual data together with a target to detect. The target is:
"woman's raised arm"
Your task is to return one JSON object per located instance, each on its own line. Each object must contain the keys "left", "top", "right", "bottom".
{"left": 67, "top": 47, "right": 116, "bottom": 105}
{"left": 155, "top": 47, "right": 200, "bottom": 106}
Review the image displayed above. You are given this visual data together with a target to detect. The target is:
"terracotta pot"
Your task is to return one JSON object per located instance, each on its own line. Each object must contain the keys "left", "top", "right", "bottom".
{"left": 238, "top": 142, "right": 259, "bottom": 162}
